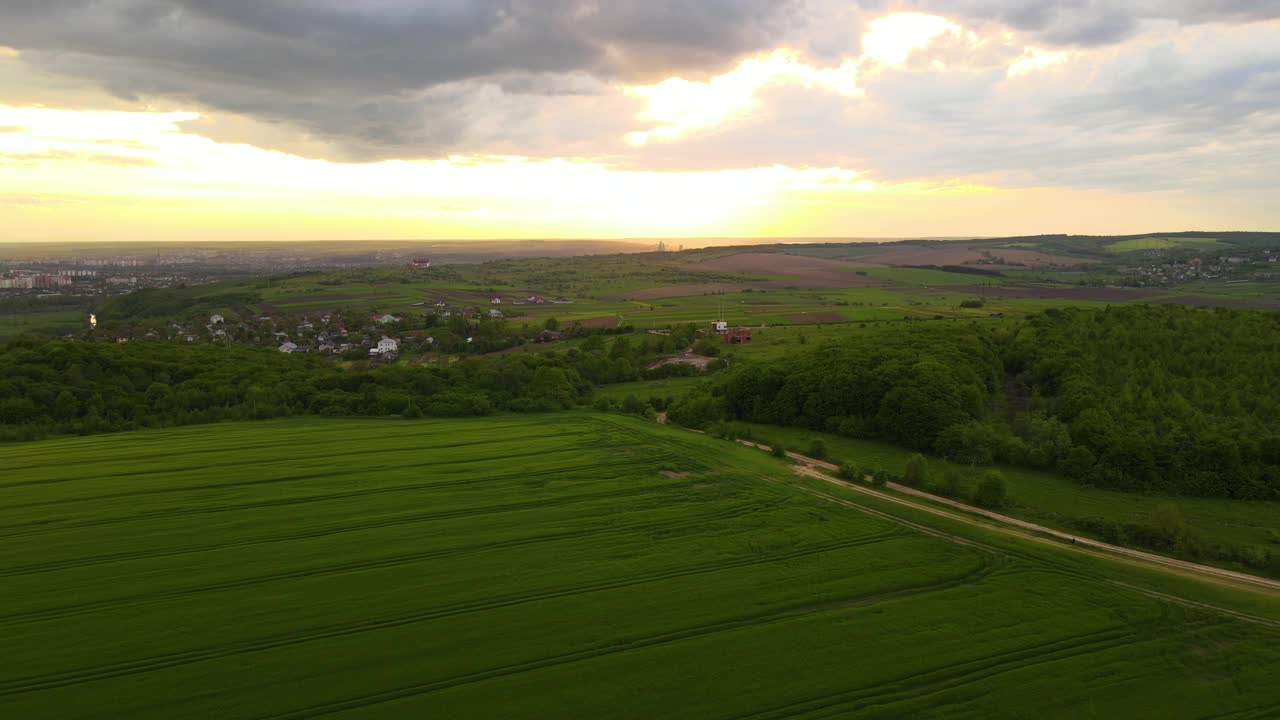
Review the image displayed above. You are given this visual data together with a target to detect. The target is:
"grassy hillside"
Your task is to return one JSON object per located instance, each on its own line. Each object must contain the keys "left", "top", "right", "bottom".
{"left": 1, "top": 414, "right": 1277, "bottom": 719}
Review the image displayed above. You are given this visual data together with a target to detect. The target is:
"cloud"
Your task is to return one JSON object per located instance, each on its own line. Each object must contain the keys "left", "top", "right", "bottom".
{"left": 0, "top": 1, "right": 798, "bottom": 159}
{"left": 0, "top": 0, "right": 1277, "bottom": 205}
{"left": 903, "top": 0, "right": 1280, "bottom": 46}
{"left": 1, "top": 149, "right": 156, "bottom": 167}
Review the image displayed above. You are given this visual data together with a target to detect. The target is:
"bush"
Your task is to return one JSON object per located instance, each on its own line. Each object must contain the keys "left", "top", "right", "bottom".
{"left": 807, "top": 439, "right": 828, "bottom": 459}
{"left": 974, "top": 470, "right": 1007, "bottom": 508}
{"left": 942, "top": 467, "right": 964, "bottom": 497}
{"left": 903, "top": 453, "right": 929, "bottom": 488}
{"left": 770, "top": 443, "right": 787, "bottom": 458}
{"left": 871, "top": 469, "right": 889, "bottom": 487}
{"left": 837, "top": 462, "right": 860, "bottom": 481}
{"left": 621, "top": 394, "right": 644, "bottom": 415}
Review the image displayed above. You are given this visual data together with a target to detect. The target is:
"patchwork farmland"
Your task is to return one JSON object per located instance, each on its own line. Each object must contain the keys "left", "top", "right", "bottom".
{"left": 1, "top": 414, "right": 1277, "bottom": 719}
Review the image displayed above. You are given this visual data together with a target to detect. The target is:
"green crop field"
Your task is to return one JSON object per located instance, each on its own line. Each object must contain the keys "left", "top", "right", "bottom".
{"left": 1, "top": 414, "right": 1277, "bottom": 719}
{"left": 1105, "top": 237, "right": 1227, "bottom": 253}
{"left": 0, "top": 309, "right": 84, "bottom": 340}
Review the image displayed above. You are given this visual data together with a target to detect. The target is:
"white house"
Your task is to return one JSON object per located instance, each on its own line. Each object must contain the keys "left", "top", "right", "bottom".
{"left": 377, "top": 336, "right": 399, "bottom": 354}
{"left": 490, "top": 297, "right": 502, "bottom": 305}
{"left": 371, "top": 313, "right": 400, "bottom": 325}
{"left": 279, "top": 341, "right": 299, "bottom": 353}
{"left": 488, "top": 309, "right": 503, "bottom": 318}
{"left": 712, "top": 320, "right": 728, "bottom": 333}
{"left": 210, "top": 314, "right": 225, "bottom": 325}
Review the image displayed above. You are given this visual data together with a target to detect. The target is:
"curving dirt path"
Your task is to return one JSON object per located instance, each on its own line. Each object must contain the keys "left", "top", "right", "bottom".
{"left": 733, "top": 439, "right": 1280, "bottom": 595}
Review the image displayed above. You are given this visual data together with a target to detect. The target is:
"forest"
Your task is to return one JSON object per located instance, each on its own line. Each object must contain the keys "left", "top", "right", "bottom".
{"left": 0, "top": 330, "right": 704, "bottom": 441}
{"left": 677, "top": 306, "right": 1280, "bottom": 500}
{"left": 3, "top": 305, "right": 1278, "bottom": 501}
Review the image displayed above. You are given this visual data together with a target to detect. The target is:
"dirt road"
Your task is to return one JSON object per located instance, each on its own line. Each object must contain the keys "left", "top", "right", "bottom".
{"left": 733, "top": 439, "right": 1280, "bottom": 595}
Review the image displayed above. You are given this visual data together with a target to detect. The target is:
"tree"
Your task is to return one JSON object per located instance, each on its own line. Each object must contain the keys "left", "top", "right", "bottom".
{"left": 942, "top": 467, "right": 964, "bottom": 497}
{"left": 974, "top": 471, "right": 1007, "bottom": 508}
{"left": 1062, "top": 446, "right": 1096, "bottom": 478}
{"left": 609, "top": 336, "right": 632, "bottom": 360}
{"left": 837, "top": 462, "right": 860, "bottom": 481}
{"left": 401, "top": 400, "right": 423, "bottom": 419}
{"left": 621, "top": 394, "right": 644, "bottom": 415}
{"left": 771, "top": 443, "right": 787, "bottom": 458}
{"left": 543, "top": 317, "right": 560, "bottom": 331}
{"left": 871, "top": 469, "right": 889, "bottom": 487}
{"left": 807, "top": 439, "right": 828, "bottom": 459}
{"left": 1149, "top": 503, "right": 1187, "bottom": 548}
{"left": 529, "top": 366, "right": 574, "bottom": 409}
{"left": 903, "top": 453, "right": 929, "bottom": 488}
{"left": 53, "top": 390, "right": 80, "bottom": 420}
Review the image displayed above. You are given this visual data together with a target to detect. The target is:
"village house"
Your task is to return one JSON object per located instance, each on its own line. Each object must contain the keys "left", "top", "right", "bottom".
{"left": 370, "top": 313, "right": 401, "bottom": 325}
{"left": 210, "top": 314, "right": 225, "bottom": 325}
{"left": 490, "top": 297, "right": 502, "bottom": 305}
{"left": 488, "top": 309, "right": 504, "bottom": 319}
{"left": 279, "top": 341, "right": 299, "bottom": 353}
{"left": 377, "top": 336, "right": 400, "bottom": 354}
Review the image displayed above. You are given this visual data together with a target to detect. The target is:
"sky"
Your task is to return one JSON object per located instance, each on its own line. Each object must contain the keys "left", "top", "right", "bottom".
{"left": 1, "top": 1, "right": 1278, "bottom": 242}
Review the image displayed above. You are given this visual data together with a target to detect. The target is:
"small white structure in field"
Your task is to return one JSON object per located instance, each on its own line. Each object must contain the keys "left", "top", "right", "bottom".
{"left": 712, "top": 320, "right": 728, "bottom": 333}
{"left": 210, "top": 314, "right": 225, "bottom": 325}
{"left": 490, "top": 297, "right": 502, "bottom": 305}
{"left": 279, "top": 341, "right": 299, "bottom": 353}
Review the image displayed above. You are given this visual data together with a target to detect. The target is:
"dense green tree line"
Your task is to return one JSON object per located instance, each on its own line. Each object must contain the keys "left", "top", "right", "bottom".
{"left": 713, "top": 325, "right": 1002, "bottom": 451}
{"left": 680, "top": 307, "right": 1280, "bottom": 500}
{"left": 1002, "top": 305, "right": 1280, "bottom": 498}
{"left": 0, "top": 332, "right": 706, "bottom": 441}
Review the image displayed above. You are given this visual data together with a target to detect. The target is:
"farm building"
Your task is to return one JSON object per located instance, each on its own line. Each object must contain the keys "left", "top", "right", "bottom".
{"left": 278, "top": 341, "right": 299, "bottom": 353}
{"left": 370, "top": 313, "right": 401, "bottom": 325}
{"left": 724, "top": 327, "right": 752, "bottom": 344}
{"left": 711, "top": 320, "right": 728, "bottom": 333}
{"left": 407, "top": 258, "right": 432, "bottom": 269}
{"left": 210, "top": 314, "right": 225, "bottom": 325}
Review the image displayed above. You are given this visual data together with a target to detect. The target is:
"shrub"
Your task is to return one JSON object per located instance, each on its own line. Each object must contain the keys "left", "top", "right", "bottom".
{"left": 621, "top": 394, "right": 644, "bottom": 415}
{"left": 807, "top": 439, "right": 828, "bottom": 459}
{"left": 770, "top": 443, "right": 787, "bottom": 458}
{"left": 903, "top": 453, "right": 929, "bottom": 488}
{"left": 974, "top": 470, "right": 1007, "bottom": 508}
{"left": 942, "top": 467, "right": 964, "bottom": 497}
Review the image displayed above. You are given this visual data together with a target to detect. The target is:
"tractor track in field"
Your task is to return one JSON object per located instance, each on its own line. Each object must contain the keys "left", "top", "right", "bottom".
{"left": 0, "top": 459, "right": 688, "bottom": 539}
{"left": 0, "top": 418, "right": 563, "bottom": 474}
{"left": 0, "top": 481, "right": 730, "bottom": 624}
{"left": 231, "top": 549, "right": 999, "bottom": 720}
{"left": 732, "top": 438, "right": 1280, "bottom": 596}
{"left": 730, "top": 619, "right": 1210, "bottom": 720}
{"left": 781, "top": 465, "right": 1280, "bottom": 627}
{"left": 0, "top": 427, "right": 605, "bottom": 489}
{"left": 0, "top": 489, "right": 773, "bottom": 579}
{"left": 1, "top": 442, "right": 673, "bottom": 512}
{"left": 0, "top": 530, "right": 928, "bottom": 698}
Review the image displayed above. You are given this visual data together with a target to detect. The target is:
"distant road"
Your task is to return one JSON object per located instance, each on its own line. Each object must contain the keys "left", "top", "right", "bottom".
{"left": 732, "top": 439, "right": 1280, "bottom": 595}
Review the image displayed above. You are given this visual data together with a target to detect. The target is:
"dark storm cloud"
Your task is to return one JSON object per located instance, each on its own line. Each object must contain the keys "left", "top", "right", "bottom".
{"left": 0, "top": 0, "right": 1277, "bottom": 164}
{"left": 0, "top": 1, "right": 796, "bottom": 158}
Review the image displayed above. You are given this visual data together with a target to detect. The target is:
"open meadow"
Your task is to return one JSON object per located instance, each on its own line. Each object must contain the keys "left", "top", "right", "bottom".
{"left": 2, "top": 414, "right": 1277, "bottom": 719}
